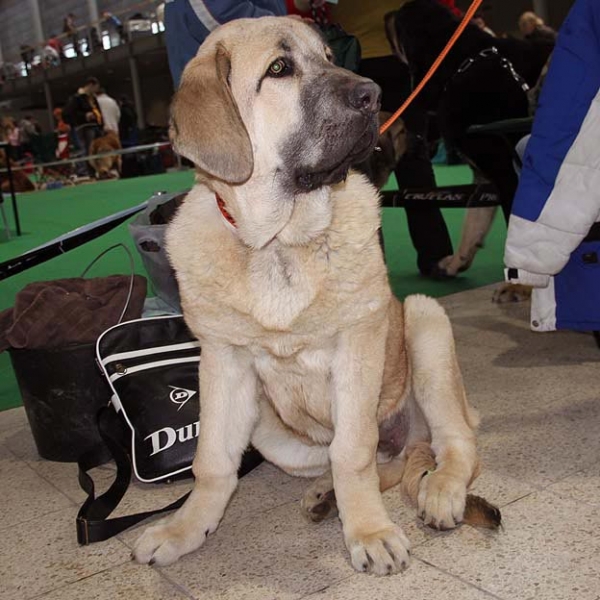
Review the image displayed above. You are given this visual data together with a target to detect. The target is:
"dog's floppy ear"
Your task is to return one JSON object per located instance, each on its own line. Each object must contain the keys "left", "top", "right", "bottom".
{"left": 170, "top": 43, "right": 254, "bottom": 183}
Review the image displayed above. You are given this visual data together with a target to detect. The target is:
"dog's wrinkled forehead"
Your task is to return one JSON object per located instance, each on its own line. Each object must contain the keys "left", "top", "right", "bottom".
{"left": 199, "top": 17, "right": 331, "bottom": 78}
{"left": 169, "top": 16, "right": 366, "bottom": 186}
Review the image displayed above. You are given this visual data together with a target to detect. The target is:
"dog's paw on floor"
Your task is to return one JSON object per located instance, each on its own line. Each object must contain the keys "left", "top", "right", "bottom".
{"left": 492, "top": 283, "right": 533, "bottom": 303}
{"left": 347, "top": 525, "right": 411, "bottom": 575}
{"left": 133, "top": 512, "right": 219, "bottom": 566}
{"left": 301, "top": 488, "right": 338, "bottom": 522}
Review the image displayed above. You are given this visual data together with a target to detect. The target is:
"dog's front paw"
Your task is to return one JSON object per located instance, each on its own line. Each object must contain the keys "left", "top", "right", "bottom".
{"left": 132, "top": 516, "right": 215, "bottom": 566}
{"left": 417, "top": 471, "right": 467, "bottom": 530}
{"left": 346, "top": 525, "right": 410, "bottom": 575}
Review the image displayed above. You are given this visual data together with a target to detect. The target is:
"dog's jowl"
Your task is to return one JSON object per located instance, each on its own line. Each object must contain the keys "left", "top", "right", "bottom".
{"left": 132, "top": 16, "right": 499, "bottom": 575}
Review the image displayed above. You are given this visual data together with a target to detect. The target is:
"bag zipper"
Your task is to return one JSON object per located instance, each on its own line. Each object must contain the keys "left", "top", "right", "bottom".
{"left": 108, "top": 355, "right": 200, "bottom": 382}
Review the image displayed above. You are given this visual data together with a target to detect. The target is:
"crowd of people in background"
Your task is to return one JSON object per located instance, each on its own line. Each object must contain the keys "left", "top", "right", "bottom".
{"left": 2, "top": 2, "right": 556, "bottom": 84}
{"left": 0, "top": 3, "right": 165, "bottom": 82}
{"left": 0, "top": 78, "right": 137, "bottom": 166}
{"left": 0, "top": 1, "right": 557, "bottom": 181}
{"left": 0, "top": 115, "right": 42, "bottom": 159}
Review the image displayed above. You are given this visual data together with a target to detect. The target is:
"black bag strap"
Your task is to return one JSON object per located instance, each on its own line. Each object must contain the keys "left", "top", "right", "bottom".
{"left": 76, "top": 406, "right": 264, "bottom": 545}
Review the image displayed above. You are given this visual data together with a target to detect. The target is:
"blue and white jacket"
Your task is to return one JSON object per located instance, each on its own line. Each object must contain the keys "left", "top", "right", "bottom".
{"left": 164, "top": 0, "right": 287, "bottom": 87}
{"left": 504, "top": 0, "right": 600, "bottom": 332}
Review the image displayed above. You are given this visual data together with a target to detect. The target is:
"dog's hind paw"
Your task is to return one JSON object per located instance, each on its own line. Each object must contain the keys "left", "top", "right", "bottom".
{"left": 301, "top": 488, "right": 338, "bottom": 522}
{"left": 417, "top": 471, "right": 467, "bottom": 530}
{"left": 132, "top": 517, "right": 213, "bottom": 566}
{"left": 346, "top": 525, "right": 411, "bottom": 576}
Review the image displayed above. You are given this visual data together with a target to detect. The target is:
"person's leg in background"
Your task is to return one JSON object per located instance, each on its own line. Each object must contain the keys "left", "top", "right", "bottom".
{"left": 397, "top": 103, "right": 454, "bottom": 276}
{"left": 75, "top": 126, "right": 102, "bottom": 176}
{"left": 358, "top": 56, "right": 453, "bottom": 277}
{"left": 72, "top": 128, "right": 88, "bottom": 176}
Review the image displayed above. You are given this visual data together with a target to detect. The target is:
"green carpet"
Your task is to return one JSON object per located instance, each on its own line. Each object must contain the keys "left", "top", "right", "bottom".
{"left": 0, "top": 166, "right": 506, "bottom": 411}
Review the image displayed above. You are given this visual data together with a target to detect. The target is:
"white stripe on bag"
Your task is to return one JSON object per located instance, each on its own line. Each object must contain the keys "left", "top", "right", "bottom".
{"left": 102, "top": 340, "right": 201, "bottom": 366}
{"left": 108, "top": 356, "right": 200, "bottom": 382}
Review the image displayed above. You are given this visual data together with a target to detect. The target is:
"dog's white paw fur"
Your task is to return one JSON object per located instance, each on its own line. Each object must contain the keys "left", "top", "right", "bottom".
{"left": 346, "top": 525, "right": 411, "bottom": 575}
{"left": 417, "top": 471, "right": 467, "bottom": 530}
{"left": 132, "top": 515, "right": 218, "bottom": 566}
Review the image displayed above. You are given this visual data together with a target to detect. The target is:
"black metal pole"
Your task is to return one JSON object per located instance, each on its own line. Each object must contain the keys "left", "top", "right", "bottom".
{"left": 3, "top": 144, "right": 21, "bottom": 236}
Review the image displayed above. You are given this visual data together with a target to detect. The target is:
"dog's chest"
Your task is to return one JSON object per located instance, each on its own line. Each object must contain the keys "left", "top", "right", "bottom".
{"left": 247, "top": 243, "right": 328, "bottom": 330}
{"left": 253, "top": 342, "right": 335, "bottom": 442}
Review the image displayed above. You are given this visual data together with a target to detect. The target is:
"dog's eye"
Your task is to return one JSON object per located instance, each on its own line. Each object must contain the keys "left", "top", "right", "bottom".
{"left": 267, "top": 58, "right": 291, "bottom": 78}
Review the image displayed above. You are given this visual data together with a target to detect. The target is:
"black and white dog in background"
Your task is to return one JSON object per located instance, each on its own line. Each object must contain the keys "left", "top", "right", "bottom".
{"left": 387, "top": 0, "right": 551, "bottom": 277}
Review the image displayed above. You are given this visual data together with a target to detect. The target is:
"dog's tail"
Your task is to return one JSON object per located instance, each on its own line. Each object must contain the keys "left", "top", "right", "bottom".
{"left": 400, "top": 442, "right": 502, "bottom": 530}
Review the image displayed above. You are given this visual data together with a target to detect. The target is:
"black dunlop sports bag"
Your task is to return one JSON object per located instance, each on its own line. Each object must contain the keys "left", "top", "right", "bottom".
{"left": 76, "top": 315, "right": 263, "bottom": 544}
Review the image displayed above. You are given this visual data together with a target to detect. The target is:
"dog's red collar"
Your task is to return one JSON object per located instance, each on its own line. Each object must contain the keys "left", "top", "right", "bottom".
{"left": 215, "top": 193, "right": 237, "bottom": 229}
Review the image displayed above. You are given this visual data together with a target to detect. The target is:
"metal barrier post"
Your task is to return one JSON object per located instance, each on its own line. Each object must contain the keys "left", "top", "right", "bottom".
{"left": 1, "top": 143, "right": 21, "bottom": 236}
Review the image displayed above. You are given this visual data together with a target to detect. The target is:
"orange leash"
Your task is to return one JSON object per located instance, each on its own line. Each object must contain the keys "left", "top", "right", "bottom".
{"left": 379, "top": 0, "right": 483, "bottom": 135}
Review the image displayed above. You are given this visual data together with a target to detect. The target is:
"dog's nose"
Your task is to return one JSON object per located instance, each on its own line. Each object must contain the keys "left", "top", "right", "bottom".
{"left": 348, "top": 81, "right": 382, "bottom": 114}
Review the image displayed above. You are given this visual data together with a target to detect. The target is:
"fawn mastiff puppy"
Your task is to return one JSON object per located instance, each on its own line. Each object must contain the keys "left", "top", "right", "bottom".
{"left": 132, "top": 16, "right": 485, "bottom": 575}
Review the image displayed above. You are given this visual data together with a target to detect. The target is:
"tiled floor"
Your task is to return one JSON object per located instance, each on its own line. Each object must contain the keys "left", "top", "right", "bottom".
{"left": 1, "top": 284, "right": 599, "bottom": 600}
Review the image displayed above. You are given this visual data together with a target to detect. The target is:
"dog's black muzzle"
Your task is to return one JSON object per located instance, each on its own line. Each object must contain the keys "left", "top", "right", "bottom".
{"left": 288, "top": 74, "right": 382, "bottom": 193}
{"left": 347, "top": 80, "right": 382, "bottom": 115}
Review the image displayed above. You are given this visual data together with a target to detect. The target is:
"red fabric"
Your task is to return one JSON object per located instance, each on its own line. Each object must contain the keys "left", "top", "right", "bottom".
{"left": 47, "top": 37, "right": 62, "bottom": 53}
{"left": 437, "top": 0, "right": 462, "bottom": 17}
{"left": 285, "top": 0, "right": 306, "bottom": 16}
{"left": 56, "top": 132, "right": 70, "bottom": 159}
{"left": 285, "top": 0, "right": 330, "bottom": 20}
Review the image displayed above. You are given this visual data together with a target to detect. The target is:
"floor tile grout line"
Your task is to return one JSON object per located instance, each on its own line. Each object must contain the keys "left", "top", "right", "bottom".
{"left": 3, "top": 442, "right": 595, "bottom": 516}
{"left": 285, "top": 556, "right": 508, "bottom": 600}
{"left": 0, "top": 415, "right": 28, "bottom": 436}
{"left": 498, "top": 490, "right": 536, "bottom": 510}
{"left": 2, "top": 459, "right": 306, "bottom": 547}
{"left": 113, "top": 496, "right": 301, "bottom": 549}
{"left": 415, "top": 557, "right": 507, "bottom": 600}
{"left": 294, "top": 573, "right": 357, "bottom": 600}
{"left": 36, "top": 464, "right": 116, "bottom": 508}
{"left": 21, "top": 458, "right": 81, "bottom": 509}
{"left": 23, "top": 556, "right": 196, "bottom": 600}
{"left": 0, "top": 445, "right": 80, "bottom": 534}
{"left": 0, "top": 505, "right": 70, "bottom": 536}
{"left": 154, "top": 566, "right": 211, "bottom": 600}
{"left": 26, "top": 563, "right": 123, "bottom": 600}
{"left": 534, "top": 473, "right": 600, "bottom": 509}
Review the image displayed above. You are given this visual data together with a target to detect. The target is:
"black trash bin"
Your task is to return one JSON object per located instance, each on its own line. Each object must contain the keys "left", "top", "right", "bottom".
{"left": 9, "top": 343, "right": 112, "bottom": 462}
